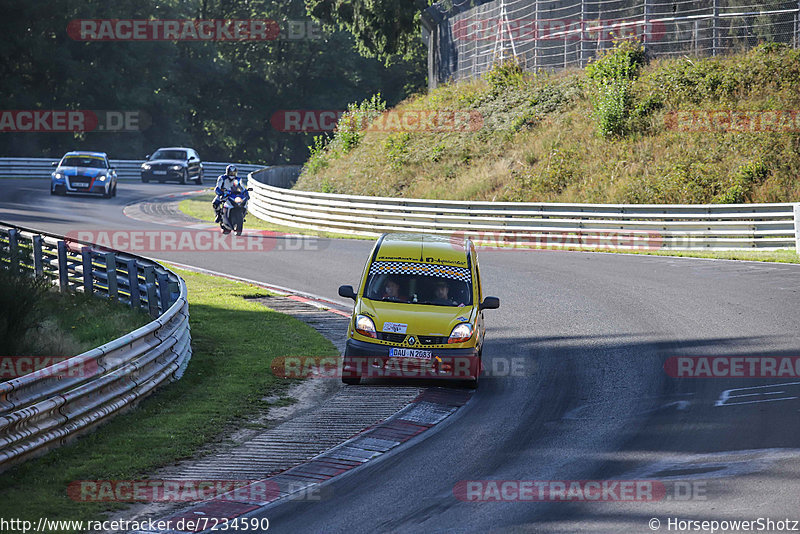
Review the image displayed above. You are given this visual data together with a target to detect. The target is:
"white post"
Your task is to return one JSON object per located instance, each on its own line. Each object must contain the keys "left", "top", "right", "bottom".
{"left": 794, "top": 204, "right": 800, "bottom": 251}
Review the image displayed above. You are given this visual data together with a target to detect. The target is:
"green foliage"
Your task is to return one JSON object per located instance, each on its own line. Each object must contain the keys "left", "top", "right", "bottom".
{"left": 714, "top": 159, "right": 769, "bottom": 204}
{"left": 0, "top": 270, "right": 49, "bottom": 355}
{"left": 0, "top": 0, "right": 424, "bottom": 164}
{"left": 304, "top": 0, "right": 433, "bottom": 64}
{"left": 335, "top": 93, "right": 387, "bottom": 153}
{"left": 384, "top": 133, "right": 411, "bottom": 169}
{"left": 586, "top": 40, "right": 646, "bottom": 137}
{"left": 304, "top": 134, "right": 331, "bottom": 176}
{"left": 485, "top": 58, "right": 527, "bottom": 92}
{"left": 586, "top": 40, "right": 646, "bottom": 83}
{"left": 640, "top": 44, "right": 800, "bottom": 106}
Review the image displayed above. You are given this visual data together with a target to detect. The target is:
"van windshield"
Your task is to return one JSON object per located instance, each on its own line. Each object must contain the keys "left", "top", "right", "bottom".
{"left": 364, "top": 262, "right": 472, "bottom": 307}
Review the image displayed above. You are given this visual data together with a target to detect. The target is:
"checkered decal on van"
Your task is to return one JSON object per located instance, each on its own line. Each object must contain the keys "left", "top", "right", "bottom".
{"left": 369, "top": 261, "right": 471, "bottom": 283}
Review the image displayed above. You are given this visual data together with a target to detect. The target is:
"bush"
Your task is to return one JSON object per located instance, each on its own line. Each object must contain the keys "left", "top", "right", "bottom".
{"left": 484, "top": 58, "right": 526, "bottom": 92}
{"left": 0, "top": 269, "right": 49, "bottom": 355}
{"left": 586, "top": 40, "right": 646, "bottom": 137}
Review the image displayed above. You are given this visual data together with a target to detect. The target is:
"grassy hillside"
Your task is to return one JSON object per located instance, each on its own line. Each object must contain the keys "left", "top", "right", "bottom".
{"left": 294, "top": 43, "right": 800, "bottom": 204}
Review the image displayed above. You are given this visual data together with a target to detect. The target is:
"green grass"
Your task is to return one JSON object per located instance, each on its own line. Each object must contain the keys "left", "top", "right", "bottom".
{"left": 295, "top": 44, "right": 800, "bottom": 204}
{"left": 178, "top": 192, "right": 373, "bottom": 240}
{"left": 0, "top": 268, "right": 338, "bottom": 529}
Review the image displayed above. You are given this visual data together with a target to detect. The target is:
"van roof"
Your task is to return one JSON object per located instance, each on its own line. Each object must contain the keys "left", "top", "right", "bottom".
{"left": 374, "top": 233, "right": 470, "bottom": 268}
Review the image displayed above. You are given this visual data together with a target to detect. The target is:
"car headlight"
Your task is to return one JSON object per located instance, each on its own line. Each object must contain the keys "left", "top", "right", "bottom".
{"left": 448, "top": 323, "right": 474, "bottom": 344}
{"left": 171, "top": 165, "right": 182, "bottom": 171}
{"left": 142, "top": 163, "right": 151, "bottom": 170}
{"left": 355, "top": 315, "right": 377, "bottom": 339}
{"left": 53, "top": 172, "right": 63, "bottom": 180}
{"left": 97, "top": 175, "right": 106, "bottom": 181}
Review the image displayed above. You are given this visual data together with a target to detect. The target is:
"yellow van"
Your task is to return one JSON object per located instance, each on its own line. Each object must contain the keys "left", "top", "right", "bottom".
{"left": 338, "top": 233, "right": 499, "bottom": 387}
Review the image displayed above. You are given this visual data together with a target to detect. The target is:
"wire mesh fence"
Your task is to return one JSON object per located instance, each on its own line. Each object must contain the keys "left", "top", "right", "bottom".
{"left": 423, "top": 0, "right": 800, "bottom": 87}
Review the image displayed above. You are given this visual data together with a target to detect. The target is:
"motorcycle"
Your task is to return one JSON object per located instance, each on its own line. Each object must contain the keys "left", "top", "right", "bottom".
{"left": 219, "top": 182, "right": 253, "bottom": 236}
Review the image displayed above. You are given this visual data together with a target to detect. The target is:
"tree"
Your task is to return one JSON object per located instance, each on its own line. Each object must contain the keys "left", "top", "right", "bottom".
{"left": 304, "top": 0, "right": 432, "bottom": 64}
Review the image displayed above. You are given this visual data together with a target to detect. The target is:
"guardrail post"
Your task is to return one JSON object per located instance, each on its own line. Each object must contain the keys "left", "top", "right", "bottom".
{"left": 105, "top": 252, "right": 118, "bottom": 300}
{"left": 32, "top": 235, "right": 43, "bottom": 276}
{"left": 794, "top": 203, "right": 800, "bottom": 251}
{"left": 57, "top": 240, "right": 68, "bottom": 291}
{"left": 157, "top": 271, "right": 171, "bottom": 313}
{"left": 143, "top": 265, "right": 159, "bottom": 317}
{"left": 125, "top": 258, "right": 140, "bottom": 309}
{"left": 81, "top": 246, "right": 93, "bottom": 294}
{"left": 8, "top": 229, "right": 19, "bottom": 273}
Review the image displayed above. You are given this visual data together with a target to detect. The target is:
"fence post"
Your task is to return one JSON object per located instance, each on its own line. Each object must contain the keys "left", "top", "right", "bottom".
{"left": 105, "top": 252, "right": 118, "bottom": 300}
{"left": 33, "top": 235, "right": 43, "bottom": 276}
{"left": 143, "top": 265, "right": 159, "bottom": 317}
{"left": 579, "top": 0, "right": 586, "bottom": 66}
{"left": 794, "top": 204, "right": 800, "bottom": 252}
{"left": 157, "top": 271, "right": 171, "bottom": 313}
{"left": 57, "top": 240, "right": 68, "bottom": 291}
{"left": 81, "top": 247, "right": 93, "bottom": 294}
{"left": 533, "top": 0, "right": 539, "bottom": 70}
{"left": 125, "top": 258, "right": 140, "bottom": 309}
{"left": 8, "top": 229, "right": 19, "bottom": 273}
{"left": 712, "top": 0, "right": 719, "bottom": 56}
{"left": 643, "top": 0, "right": 651, "bottom": 53}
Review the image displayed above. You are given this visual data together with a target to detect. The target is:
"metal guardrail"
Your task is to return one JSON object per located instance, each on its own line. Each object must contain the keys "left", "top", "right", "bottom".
{"left": 0, "top": 222, "right": 192, "bottom": 471}
{"left": 247, "top": 177, "right": 800, "bottom": 251}
{"left": 0, "top": 157, "right": 265, "bottom": 181}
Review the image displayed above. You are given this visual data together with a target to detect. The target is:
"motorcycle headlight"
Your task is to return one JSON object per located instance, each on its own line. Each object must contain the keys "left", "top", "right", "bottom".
{"left": 141, "top": 163, "right": 151, "bottom": 170}
{"left": 171, "top": 165, "right": 182, "bottom": 171}
{"left": 234, "top": 197, "right": 244, "bottom": 204}
{"left": 355, "top": 315, "right": 377, "bottom": 339}
{"left": 448, "top": 323, "right": 474, "bottom": 344}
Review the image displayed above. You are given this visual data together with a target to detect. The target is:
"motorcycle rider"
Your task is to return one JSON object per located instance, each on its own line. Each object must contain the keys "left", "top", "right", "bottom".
{"left": 214, "top": 165, "right": 239, "bottom": 225}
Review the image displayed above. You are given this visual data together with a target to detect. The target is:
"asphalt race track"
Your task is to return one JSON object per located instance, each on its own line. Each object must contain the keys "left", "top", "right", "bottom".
{"left": 2, "top": 178, "right": 800, "bottom": 533}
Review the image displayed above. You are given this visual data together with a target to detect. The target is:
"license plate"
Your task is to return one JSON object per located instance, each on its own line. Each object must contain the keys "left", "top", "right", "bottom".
{"left": 389, "top": 348, "right": 432, "bottom": 359}
{"left": 383, "top": 322, "right": 407, "bottom": 334}
{"left": 72, "top": 182, "right": 88, "bottom": 187}
{"left": 153, "top": 170, "right": 167, "bottom": 175}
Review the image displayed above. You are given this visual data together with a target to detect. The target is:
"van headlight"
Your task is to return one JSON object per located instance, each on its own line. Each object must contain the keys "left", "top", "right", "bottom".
{"left": 355, "top": 315, "right": 377, "bottom": 338}
{"left": 448, "top": 323, "right": 474, "bottom": 344}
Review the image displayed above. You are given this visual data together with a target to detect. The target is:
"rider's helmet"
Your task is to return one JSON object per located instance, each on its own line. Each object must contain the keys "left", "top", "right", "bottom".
{"left": 225, "top": 165, "right": 238, "bottom": 177}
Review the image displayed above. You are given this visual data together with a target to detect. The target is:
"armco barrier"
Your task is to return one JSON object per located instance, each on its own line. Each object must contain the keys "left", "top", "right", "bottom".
{"left": 0, "top": 222, "right": 191, "bottom": 471}
{"left": 247, "top": 177, "right": 800, "bottom": 251}
{"left": 0, "top": 157, "right": 264, "bottom": 181}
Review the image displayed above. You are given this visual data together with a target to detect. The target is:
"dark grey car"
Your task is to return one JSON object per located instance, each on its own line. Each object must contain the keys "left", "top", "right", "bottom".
{"left": 141, "top": 147, "right": 203, "bottom": 184}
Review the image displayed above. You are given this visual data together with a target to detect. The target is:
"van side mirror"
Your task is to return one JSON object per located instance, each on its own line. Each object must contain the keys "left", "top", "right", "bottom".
{"left": 479, "top": 296, "right": 500, "bottom": 310}
{"left": 338, "top": 285, "right": 357, "bottom": 300}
